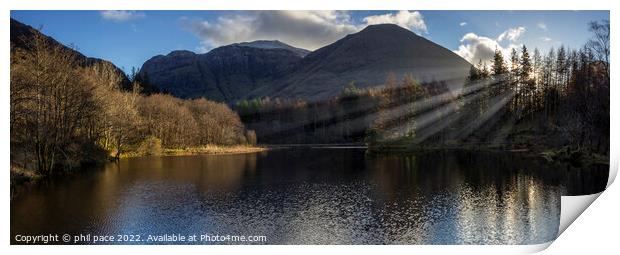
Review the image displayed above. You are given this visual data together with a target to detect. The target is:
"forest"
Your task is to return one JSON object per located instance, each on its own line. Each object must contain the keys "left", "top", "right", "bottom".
{"left": 10, "top": 32, "right": 255, "bottom": 177}
{"left": 236, "top": 20, "right": 609, "bottom": 157}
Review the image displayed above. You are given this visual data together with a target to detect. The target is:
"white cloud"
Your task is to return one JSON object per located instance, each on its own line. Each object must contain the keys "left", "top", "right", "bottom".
{"left": 183, "top": 10, "right": 428, "bottom": 52}
{"left": 100, "top": 11, "right": 145, "bottom": 22}
{"left": 183, "top": 11, "right": 358, "bottom": 51}
{"left": 454, "top": 27, "right": 525, "bottom": 65}
{"left": 497, "top": 26, "right": 526, "bottom": 42}
{"left": 455, "top": 33, "right": 503, "bottom": 65}
{"left": 460, "top": 22, "right": 467, "bottom": 27}
{"left": 537, "top": 22, "right": 548, "bottom": 30}
{"left": 540, "top": 36, "right": 552, "bottom": 42}
{"left": 363, "top": 11, "right": 427, "bottom": 34}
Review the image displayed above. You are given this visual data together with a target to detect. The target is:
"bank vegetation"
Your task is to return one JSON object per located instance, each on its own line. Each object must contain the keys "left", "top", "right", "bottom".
{"left": 10, "top": 32, "right": 259, "bottom": 183}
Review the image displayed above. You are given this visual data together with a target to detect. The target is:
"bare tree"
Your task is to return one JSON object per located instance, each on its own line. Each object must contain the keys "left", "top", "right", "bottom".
{"left": 11, "top": 32, "right": 100, "bottom": 173}
{"left": 587, "top": 20, "right": 610, "bottom": 79}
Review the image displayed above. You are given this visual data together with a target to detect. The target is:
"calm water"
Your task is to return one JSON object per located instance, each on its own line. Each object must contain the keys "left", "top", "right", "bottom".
{"left": 10, "top": 148, "right": 608, "bottom": 245}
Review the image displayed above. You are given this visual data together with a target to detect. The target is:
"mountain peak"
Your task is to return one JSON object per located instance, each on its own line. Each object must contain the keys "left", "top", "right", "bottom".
{"left": 260, "top": 22, "right": 471, "bottom": 100}
{"left": 357, "top": 23, "right": 419, "bottom": 37}
{"left": 233, "top": 40, "right": 310, "bottom": 57}
{"left": 363, "top": 23, "right": 407, "bottom": 30}
{"left": 235, "top": 40, "right": 285, "bottom": 48}
{"left": 140, "top": 20, "right": 472, "bottom": 102}
{"left": 167, "top": 50, "right": 196, "bottom": 57}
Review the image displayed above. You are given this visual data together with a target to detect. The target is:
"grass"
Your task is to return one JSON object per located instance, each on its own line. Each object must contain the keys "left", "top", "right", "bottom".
{"left": 119, "top": 144, "right": 268, "bottom": 158}
{"left": 162, "top": 145, "right": 268, "bottom": 156}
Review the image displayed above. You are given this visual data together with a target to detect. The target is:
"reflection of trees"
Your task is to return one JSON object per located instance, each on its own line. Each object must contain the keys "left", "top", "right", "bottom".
{"left": 109, "top": 153, "right": 258, "bottom": 192}
{"left": 193, "top": 154, "right": 258, "bottom": 191}
{"left": 366, "top": 150, "right": 564, "bottom": 244}
{"left": 12, "top": 149, "right": 606, "bottom": 244}
{"left": 99, "top": 154, "right": 259, "bottom": 234}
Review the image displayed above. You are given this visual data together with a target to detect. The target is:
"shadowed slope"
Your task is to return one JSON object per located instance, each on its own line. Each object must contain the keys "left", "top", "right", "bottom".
{"left": 251, "top": 24, "right": 472, "bottom": 101}
{"left": 10, "top": 18, "right": 132, "bottom": 90}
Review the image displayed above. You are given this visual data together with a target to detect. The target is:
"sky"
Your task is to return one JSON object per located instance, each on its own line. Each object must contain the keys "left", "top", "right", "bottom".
{"left": 10, "top": 10, "right": 609, "bottom": 73}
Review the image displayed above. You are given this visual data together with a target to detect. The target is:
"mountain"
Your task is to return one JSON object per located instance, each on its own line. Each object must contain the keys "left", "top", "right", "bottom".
{"left": 139, "top": 41, "right": 306, "bottom": 101}
{"left": 252, "top": 24, "right": 472, "bottom": 100}
{"left": 233, "top": 40, "right": 310, "bottom": 57}
{"left": 10, "top": 18, "right": 131, "bottom": 89}
{"left": 140, "top": 24, "right": 473, "bottom": 102}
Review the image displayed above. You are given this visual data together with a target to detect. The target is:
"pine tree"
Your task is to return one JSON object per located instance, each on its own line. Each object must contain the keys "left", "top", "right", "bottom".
{"left": 532, "top": 48, "right": 542, "bottom": 106}
{"left": 492, "top": 48, "right": 507, "bottom": 76}
{"left": 519, "top": 45, "right": 534, "bottom": 113}
{"left": 556, "top": 46, "right": 567, "bottom": 88}
{"left": 491, "top": 48, "right": 508, "bottom": 98}
{"left": 480, "top": 63, "right": 490, "bottom": 78}
{"left": 510, "top": 48, "right": 520, "bottom": 110}
{"left": 510, "top": 48, "right": 520, "bottom": 77}
{"left": 519, "top": 46, "right": 532, "bottom": 82}
{"left": 543, "top": 48, "right": 556, "bottom": 116}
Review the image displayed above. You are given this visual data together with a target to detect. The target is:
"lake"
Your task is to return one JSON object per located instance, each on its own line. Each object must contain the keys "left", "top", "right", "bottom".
{"left": 10, "top": 148, "right": 608, "bottom": 245}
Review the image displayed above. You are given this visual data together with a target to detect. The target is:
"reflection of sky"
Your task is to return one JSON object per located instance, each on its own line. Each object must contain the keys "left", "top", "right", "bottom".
{"left": 12, "top": 149, "right": 564, "bottom": 244}
{"left": 367, "top": 152, "right": 561, "bottom": 244}
{"left": 105, "top": 154, "right": 258, "bottom": 238}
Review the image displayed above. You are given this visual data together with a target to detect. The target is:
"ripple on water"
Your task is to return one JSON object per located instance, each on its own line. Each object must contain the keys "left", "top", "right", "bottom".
{"left": 10, "top": 149, "right": 580, "bottom": 245}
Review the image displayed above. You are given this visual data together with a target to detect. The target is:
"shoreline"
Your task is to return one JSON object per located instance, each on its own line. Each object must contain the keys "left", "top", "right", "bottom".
{"left": 10, "top": 145, "right": 268, "bottom": 198}
{"left": 10, "top": 165, "right": 43, "bottom": 200}
{"left": 11, "top": 144, "right": 607, "bottom": 199}
{"left": 120, "top": 145, "right": 269, "bottom": 158}
{"left": 366, "top": 143, "right": 609, "bottom": 167}
{"left": 161, "top": 145, "right": 269, "bottom": 156}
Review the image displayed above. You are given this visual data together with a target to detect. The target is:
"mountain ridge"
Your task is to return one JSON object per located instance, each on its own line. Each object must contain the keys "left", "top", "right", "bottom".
{"left": 251, "top": 24, "right": 473, "bottom": 100}
{"left": 141, "top": 23, "right": 472, "bottom": 102}
{"left": 233, "top": 40, "right": 310, "bottom": 57}
{"left": 139, "top": 40, "right": 306, "bottom": 101}
{"left": 10, "top": 18, "right": 132, "bottom": 90}
{"left": 11, "top": 18, "right": 473, "bottom": 103}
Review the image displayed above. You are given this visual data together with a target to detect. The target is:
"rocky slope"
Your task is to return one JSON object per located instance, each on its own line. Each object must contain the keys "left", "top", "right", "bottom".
{"left": 138, "top": 41, "right": 306, "bottom": 101}
{"left": 141, "top": 24, "right": 473, "bottom": 102}
{"left": 233, "top": 40, "right": 310, "bottom": 57}
{"left": 10, "top": 18, "right": 131, "bottom": 89}
{"left": 257, "top": 24, "right": 473, "bottom": 100}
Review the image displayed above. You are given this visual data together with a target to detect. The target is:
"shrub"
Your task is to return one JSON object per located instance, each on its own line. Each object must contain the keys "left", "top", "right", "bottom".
{"left": 137, "top": 136, "right": 163, "bottom": 156}
{"left": 245, "top": 130, "right": 257, "bottom": 146}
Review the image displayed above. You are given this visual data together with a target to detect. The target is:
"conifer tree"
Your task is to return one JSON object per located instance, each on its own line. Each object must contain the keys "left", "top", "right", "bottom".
{"left": 492, "top": 48, "right": 507, "bottom": 76}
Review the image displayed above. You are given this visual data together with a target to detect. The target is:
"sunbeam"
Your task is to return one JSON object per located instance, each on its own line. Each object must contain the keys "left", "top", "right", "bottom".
{"left": 249, "top": 75, "right": 507, "bottom": 141}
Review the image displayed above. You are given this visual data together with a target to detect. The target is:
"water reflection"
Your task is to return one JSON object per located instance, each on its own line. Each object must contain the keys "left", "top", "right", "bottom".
{"left": 10, "top": 148, "right": 607, "bottom": 244}
{"left": 365, "top": 151, "right": 563, "bottom": 244}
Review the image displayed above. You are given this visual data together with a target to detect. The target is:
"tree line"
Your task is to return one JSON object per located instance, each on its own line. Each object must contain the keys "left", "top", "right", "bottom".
{"left": 462, "top": 19, "right": 609, "bottom": 152}
{"left": 236, "top": 20, "right": 609, "bottom": 154}
{"left": 10, "top": 32, "right": 253, "bottom": 175}
{"left": 236, "top": 77, "right": 445, "bottom": 144}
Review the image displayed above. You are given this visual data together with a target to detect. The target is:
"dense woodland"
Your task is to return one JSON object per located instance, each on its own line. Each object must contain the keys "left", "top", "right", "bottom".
{"left": 237, "top": 20, "right": 609, "bottom": 155}
{"left": 10, "top": 32, "right": 253, "bottom": 175}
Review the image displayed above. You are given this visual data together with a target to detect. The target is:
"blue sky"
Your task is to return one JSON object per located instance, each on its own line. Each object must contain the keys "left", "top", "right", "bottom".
{"left": 11, "top": 10, "right": 609, "bottom": 73}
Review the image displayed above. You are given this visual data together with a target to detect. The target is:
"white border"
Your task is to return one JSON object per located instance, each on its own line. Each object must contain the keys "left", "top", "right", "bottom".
{"left": 2, "top": 1, "right": 617, "bottom": 254}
